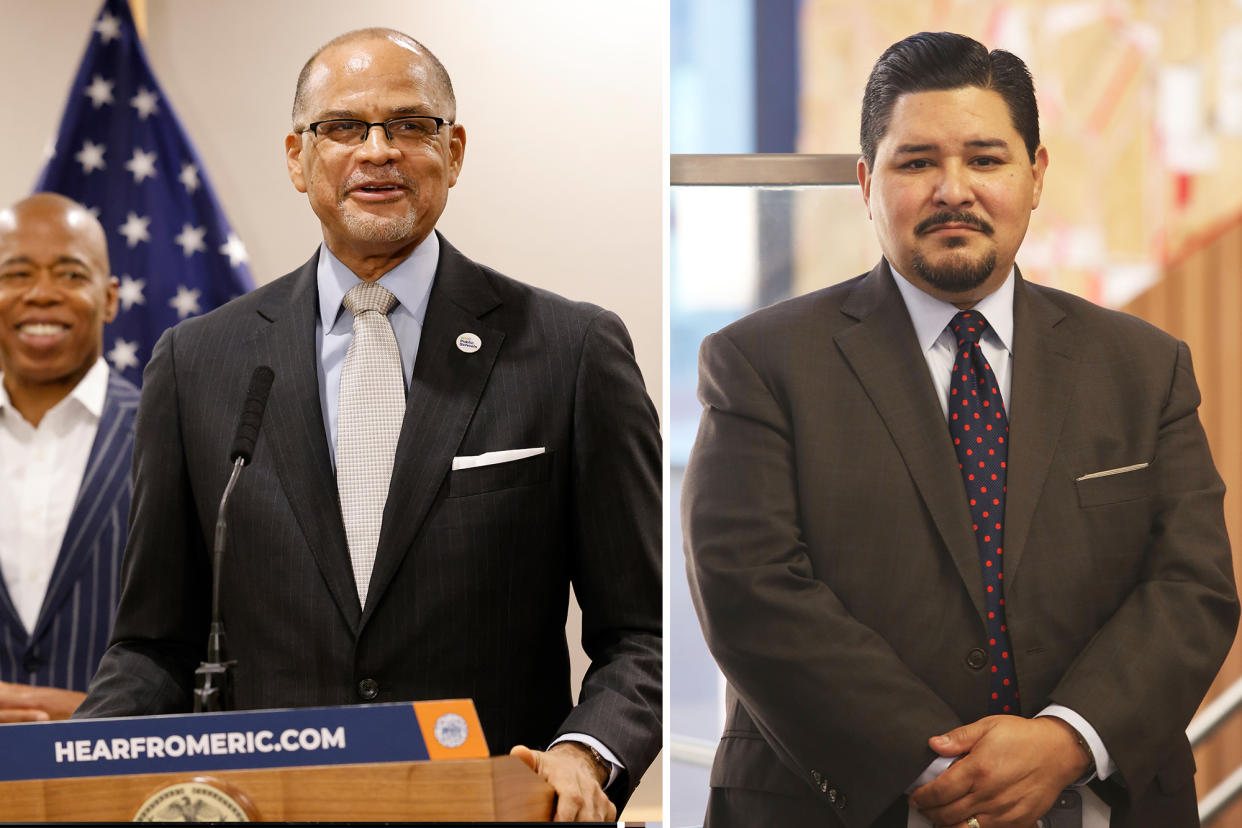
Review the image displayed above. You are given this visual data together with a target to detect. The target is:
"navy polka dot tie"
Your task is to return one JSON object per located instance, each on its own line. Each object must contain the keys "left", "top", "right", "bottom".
{"left": 947, "top": 310, "right": 1018, "bottom": 715}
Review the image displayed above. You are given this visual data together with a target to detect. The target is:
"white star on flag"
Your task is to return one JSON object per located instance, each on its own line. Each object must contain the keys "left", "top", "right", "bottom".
{"left": 179, "top": 162, "right": 201, "bottom": 194}
{"left": 84, "top": 74, "right": 114, "bottom": 108}
{"left": 174, "top": 223, "right": 207, "bottom": 257}
{"left": 118, "top": 275, "right": 146, "bottom": 311}
{"left": 169, "top": 285, "right": 202, "bottom": 319}
{"left": 124, "top": 148, "right": 158, "bottom": 183}
{"left": 118, "top": 212, "right": 151, "bottom": 248}
{"left": 42, "top": 138, "right": 56, "bottom": 162}
{"left": 130, "top": 88, "right": 159, "bottom": 120}
{"left": 34, "top": 0, "right": 255, "bottom": 385}
{"left": 74, "top": 140, "right": 106, "bottom": 174}
{"left": 107, "top": 338, "right": 140, "bottom": 372}
{"left": 220, "top": 233, "right": 249, "bottom": 267}
{"left": 94, "top": 12, "right": 122, "bottom": 44}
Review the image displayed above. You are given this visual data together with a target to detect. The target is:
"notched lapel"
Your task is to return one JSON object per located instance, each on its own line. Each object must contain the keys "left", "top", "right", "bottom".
{"left": 834, "top": 263, "right": 987, "bottom": 621}
{"left": 1002, "top": 278, "right": 1077, "bottom": 584}
{"left": 253, "top": 255, "right": 360, "bottom": 632}
{"left": 363, "top": 238, "right": 504, "bottom": 624}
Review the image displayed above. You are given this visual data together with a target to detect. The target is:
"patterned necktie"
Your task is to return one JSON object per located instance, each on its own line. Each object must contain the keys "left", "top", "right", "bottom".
{"left": 946, "top": 310, "right": 1018, "bottom": 715}
{"left": 337, "top": 282, "right": 404, "bottom": 606}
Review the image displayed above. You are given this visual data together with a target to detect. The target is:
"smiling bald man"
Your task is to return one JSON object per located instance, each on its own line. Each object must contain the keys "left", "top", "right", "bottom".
{"left": 0, "top": 192, "right": 139, "bottom": 723}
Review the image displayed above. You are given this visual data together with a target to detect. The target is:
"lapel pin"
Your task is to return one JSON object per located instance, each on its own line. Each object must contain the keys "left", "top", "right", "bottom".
{"left": 456, "top": 332, "right": 482, "bottom": 354}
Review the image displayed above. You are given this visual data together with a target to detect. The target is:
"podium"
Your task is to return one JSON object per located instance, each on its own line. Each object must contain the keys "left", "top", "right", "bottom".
{"left": 0, "top": 700, "right": 555, "bottom": 822}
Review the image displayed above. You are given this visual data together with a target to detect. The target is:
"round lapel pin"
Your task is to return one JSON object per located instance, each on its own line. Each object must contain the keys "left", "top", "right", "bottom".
{"left": 456, "top": 332, "right": 482, "bottom": 353}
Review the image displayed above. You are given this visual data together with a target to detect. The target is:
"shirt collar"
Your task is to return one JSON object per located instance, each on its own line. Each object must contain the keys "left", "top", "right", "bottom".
{"left": 890, "top": 261, "right": 1015, "bottom": 355}
{"left": 0, "top": 356, "right": 109, "bottom": 421}
{"left": 316, "top": 232, "right": 440, "bottom": 331}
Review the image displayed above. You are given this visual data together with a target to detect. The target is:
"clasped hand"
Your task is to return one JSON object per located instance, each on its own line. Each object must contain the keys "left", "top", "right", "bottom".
{"left": 908, "top": 715, "right": 1089, "bottom": 828}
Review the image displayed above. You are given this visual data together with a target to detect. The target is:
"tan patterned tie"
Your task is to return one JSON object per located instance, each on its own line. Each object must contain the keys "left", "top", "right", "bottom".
{"left": 337, "top": 282, "right": 404, "bottom": 606}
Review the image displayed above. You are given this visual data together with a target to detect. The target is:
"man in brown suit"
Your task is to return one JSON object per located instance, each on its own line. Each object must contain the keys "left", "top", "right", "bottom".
{"left": 683, "top": 31, "right": 1238, "bottom": 828}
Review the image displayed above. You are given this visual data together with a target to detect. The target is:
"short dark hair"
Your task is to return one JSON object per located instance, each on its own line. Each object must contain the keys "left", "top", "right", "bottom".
{"left": 860, "top": 31, "right": 1039, "bottom": 167}
{"left": 291, "top": 28, "right": 456, "bottom": 127}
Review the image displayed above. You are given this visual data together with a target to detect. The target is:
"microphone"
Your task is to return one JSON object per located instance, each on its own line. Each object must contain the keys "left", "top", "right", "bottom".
{"left": 229, "top": 366, "right": 274, "bottom": 464}
{"left": 194, "top": 366, "right": 275, "bottom": 713}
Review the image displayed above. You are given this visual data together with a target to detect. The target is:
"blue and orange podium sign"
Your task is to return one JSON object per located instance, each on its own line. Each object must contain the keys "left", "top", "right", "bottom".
{"left": 0, "top": 700, "right": 553, "bottom": 821}
{"left": 0, "top": 700, "right": 486, "bottom": 781}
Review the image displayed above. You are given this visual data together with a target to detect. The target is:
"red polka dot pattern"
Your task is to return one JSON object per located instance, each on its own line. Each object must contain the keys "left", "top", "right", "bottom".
{"left": 948, "top": 311, "right": 1018, "bottom": 715}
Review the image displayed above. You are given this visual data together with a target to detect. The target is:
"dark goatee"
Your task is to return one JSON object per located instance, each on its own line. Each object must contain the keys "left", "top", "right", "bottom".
{"left": 910, "top": 247, "right": 997, "bottom": 294}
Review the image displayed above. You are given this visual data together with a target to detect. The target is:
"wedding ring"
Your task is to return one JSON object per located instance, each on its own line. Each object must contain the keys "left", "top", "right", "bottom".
{"left": 967, "top": 818, "right": 981, "bottom": 828}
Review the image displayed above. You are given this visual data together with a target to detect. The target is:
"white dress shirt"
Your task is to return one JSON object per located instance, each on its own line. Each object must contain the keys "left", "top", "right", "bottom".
{"left": 890, "top": 268, "right": 1114, "bottom": 822}
{"left": 0, "top": 357, "right": 109, "bottom": 634}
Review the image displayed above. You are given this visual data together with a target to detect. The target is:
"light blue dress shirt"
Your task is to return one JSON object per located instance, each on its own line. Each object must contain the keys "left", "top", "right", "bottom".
{"left": 315, "top": 234, "right": 438, "bottom": 468}
{"left": 311, "top": 233, "right": 622, "bottom": 785}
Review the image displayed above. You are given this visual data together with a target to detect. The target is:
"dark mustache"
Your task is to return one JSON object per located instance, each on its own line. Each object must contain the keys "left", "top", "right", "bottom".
{"left": 916, "top": 212, "right": 994, "bottom": 236}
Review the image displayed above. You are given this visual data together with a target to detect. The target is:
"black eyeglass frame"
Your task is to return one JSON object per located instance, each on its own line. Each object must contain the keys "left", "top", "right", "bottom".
{"left": 300, "top": 116, "right": 454, "bottom": 144}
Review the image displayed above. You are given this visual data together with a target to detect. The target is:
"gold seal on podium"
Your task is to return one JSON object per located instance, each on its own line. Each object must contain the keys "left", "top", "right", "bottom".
{"left": 133, "top": 776, "right": 259, "bottom": 822}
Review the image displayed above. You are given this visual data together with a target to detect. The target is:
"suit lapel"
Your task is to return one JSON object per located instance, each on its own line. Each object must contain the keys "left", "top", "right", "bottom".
{"left": 1002, "top": 274, "right": 1077, "bottom": 583}
{"left": 31, "top": 372, "right": 140, "bottom": 643}
{"left": 252, "top": 253, "right": 360, "bottom": 632}
{"left": 362, "top": 236, "right": 504, "bottom": 624}
{"left": 834, "top": 262, "right": 986, "bottom": 620}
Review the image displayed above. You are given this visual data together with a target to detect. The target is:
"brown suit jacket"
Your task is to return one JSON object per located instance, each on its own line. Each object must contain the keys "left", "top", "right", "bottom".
{"left": 682, "top": 261, "right": 1238, "bottom": 827}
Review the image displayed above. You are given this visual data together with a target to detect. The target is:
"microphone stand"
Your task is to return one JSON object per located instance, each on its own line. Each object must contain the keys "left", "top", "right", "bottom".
{"left": 192, "top": 364, "right": 273, "bottom": 713}
{"left": 193, "top": 455, "right": 245, "bottom": 712}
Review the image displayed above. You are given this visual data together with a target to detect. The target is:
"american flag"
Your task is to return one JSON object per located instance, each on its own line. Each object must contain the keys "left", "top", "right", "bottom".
{"left": 34, "top": 0, "right": 253, "bottom": 386}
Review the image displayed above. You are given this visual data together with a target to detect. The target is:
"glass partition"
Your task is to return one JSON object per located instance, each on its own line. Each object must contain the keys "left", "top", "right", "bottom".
{"left": 669, "top": 157, "right": 876, "bottom": 826}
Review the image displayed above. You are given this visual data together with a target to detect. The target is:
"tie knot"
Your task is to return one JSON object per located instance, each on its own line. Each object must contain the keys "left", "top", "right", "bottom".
{"left": 343, "top": 282, "right": 397, "bottom": 317}
{"left": 950, "top": 310, "right": 990, "bottom": 345}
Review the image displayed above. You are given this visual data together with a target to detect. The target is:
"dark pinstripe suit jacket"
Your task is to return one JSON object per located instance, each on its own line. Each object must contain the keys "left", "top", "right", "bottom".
{"left": 683, "top": 262, "right": 1238, "bottom": 827}
{"left": 77, "top": 235, "right": 662, "bottom": 805}
{"left": 0, "top": 371, "right": 139, "bottom": 691}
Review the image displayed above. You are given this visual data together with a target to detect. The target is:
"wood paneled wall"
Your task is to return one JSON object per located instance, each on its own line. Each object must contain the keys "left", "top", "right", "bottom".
{"left": 1125, "top": 217, "right": 1242, "bottom": 823}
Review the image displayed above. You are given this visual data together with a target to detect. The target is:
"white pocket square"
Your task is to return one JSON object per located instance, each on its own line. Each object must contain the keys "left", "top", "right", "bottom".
{"left": 452, "top": 447, "right": 546, "bottom": 470}
{"left": 1075, "top": 462, "right": 1149, "bottom": 482}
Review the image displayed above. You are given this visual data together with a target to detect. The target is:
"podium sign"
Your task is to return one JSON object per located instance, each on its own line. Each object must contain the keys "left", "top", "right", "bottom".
{"left": 0, "top": 700, "right": 555, "bottom": 821}
{"left": 0, "top": 700, "right": 485, "bottom": 781}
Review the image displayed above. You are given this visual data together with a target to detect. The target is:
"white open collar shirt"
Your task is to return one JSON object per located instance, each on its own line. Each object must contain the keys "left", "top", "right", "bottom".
{"left": 0, "top": 357, "right": 109, "bottom": 634}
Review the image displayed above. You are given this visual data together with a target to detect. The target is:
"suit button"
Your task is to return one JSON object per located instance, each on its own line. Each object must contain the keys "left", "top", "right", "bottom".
{"left": 836, "top": 791, "right": 848, "bottom": 809}
{"left": 22, "top": 650, "right": 42, "bottom": 673}
{"left": 827, "top": 787, "right": 838, "bottom": 803}
{"left": 966, "top": 648, "right": 988, "bottom": 670}
{"left": 357, "top": 678, "right": 379, "bottom": 700}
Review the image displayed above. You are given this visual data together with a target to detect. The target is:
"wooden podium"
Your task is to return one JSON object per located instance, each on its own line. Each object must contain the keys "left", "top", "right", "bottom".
{"left": 0, "top": 755, "right": 553, "bottom": 821}
{"left": 0, "top": 700, "right": 555, "bottom": 822}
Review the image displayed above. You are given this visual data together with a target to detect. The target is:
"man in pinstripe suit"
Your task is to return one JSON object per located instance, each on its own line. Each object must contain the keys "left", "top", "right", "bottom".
{"left": 0, "top": 193, "right": 139, "bottom": 722}
{"left": 77, "top": 29, "right": 660, "bottom": 821}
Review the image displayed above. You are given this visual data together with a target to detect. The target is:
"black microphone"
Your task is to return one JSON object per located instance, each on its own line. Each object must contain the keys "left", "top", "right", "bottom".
{"left": 229, "top": 366, "right": 274, "bottom": 464}
{"left": 194, "top": 366, "right": 275, "bottom": 713}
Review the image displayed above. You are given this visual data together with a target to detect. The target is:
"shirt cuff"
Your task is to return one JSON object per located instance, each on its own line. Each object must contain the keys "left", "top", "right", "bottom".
{"left": 906, "top": 754, "right": 959, "bottom": 793}
{"left": 1036, "top": 705, "right": 1116, "bottom": 782}
{"left": 549, "top": 733, "right": 622, "bottom": 789}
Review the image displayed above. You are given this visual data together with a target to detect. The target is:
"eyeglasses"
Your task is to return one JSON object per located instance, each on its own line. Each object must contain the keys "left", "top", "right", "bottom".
{"left": 301, "top": 116, "right": 453, "bottom": 147}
